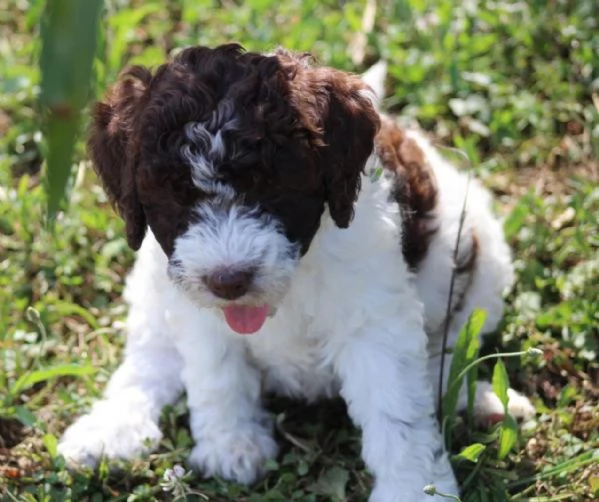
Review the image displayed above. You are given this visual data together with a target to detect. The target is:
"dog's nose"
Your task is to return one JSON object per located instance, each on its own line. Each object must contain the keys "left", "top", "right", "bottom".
{"left": 203, "top": 269, "right": 254, "bottom": 300}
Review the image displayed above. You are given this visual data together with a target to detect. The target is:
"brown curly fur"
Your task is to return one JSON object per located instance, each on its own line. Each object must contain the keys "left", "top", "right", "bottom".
{"left": 375, "top": 116, "right": 439, "bottom": 269}
{"left": 87, "top": 44, "right": 379, "bottom": 255}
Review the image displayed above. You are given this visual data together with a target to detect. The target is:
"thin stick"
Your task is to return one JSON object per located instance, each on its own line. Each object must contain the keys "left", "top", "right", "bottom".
{"left": 437, "top": 168, "right": 472, "bottom": 422}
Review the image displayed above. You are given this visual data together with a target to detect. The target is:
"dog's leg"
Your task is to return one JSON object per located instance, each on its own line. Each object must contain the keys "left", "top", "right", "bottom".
{"left": 57, "top": 327, "right": 184, "bottom": 467}
{"left": 334, "top": 318, "right": 458, "bottom": 502}
{"left": 58, "top": 243, "right": 185, "bottom": 468}
{"left": 167, "top": 305, "right": 278, "bottom": 485}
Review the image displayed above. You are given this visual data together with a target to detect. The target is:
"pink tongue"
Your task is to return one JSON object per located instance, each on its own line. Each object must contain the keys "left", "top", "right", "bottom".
{"left": 223, "top": 305, "right": 269, "bottom": 335}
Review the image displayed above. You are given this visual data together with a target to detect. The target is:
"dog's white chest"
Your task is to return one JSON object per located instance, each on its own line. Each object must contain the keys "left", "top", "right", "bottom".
{"left": 245, "top": 320, "right": 339, "bottom": 402}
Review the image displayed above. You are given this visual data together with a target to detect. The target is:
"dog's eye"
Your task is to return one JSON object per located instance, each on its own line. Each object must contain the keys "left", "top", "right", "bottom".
{"left": 230, "top": 150, "right": 260, "bottom": 168}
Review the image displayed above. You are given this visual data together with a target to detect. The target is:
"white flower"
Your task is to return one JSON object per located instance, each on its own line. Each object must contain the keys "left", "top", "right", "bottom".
{"left": 161, "top": 464, "right": 187, "bottom": 491}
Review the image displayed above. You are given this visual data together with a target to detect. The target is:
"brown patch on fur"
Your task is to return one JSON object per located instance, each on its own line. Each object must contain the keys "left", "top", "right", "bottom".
{"left": 375, "top": 116, "right": 438, "bottom": 269}
{"left": 451, "top": 231, "right": 479, "bottom": 313}
{"left": 456, "top": 231, "right": 479, "bottom": 274}
{"left": 87, "top": 44, "right": 379, "bottom": 255}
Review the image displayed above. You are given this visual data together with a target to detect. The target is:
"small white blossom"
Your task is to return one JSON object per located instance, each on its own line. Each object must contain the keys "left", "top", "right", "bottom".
{"left": 423, "top": 484, "right": 437, "bottom": 496}
{"left": 161, "top": 464, "right": 188, "bottom": 492}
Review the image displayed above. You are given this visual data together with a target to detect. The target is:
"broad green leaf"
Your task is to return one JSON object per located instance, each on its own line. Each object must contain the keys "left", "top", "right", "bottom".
{"left": 40, "top": 0, "right": 103, "bottom": 221}
{"left": 297, "top": 460, "right": 309, "bottom": 476}
{"left": 454, "top": 443, "right": 486, "bottom": 463}
{"left": 589, "top": 474, "right": 599, "bottom": 496}
{"left": 14, "top": 405, "right": 38, "bottom": 427}
{"left": 176, "top": 428, "right": 193, "bottom": 448}
{"left": 308, "top": 466, "right": 350, "bottom": 500}
{"left": 43, "top": 433, "right": 58, "bottom": 457}
{"left": 466, "top": 329, "right": 481, "bottom": 427}
{"left": 477, "top": 486, "right": 490, "bottom": 502}
{"left": 443, "top": 308, "right": 486, "bottom": 423}
{"left": 263, "top": 458, "right": 280, "bottom": 471}
{"left": 107, "top": 4, "right": 161, "bottom": 73}
{"left": 51, "top": 302, "right": 99, "bottom": 330}
{"left": 10, "top": 363, "right": 97, "bottom": 397}
{"left": 449, "top": 57, "right": 460, "bottom": 92}
{"left": 492, "top": 359, "right": 509, "bottom": 411}
{"left": 497, "top": 414, "right": 518, "bottom": 460}
{"left": 504, "top": 202, "right": 528, "bottom": 239}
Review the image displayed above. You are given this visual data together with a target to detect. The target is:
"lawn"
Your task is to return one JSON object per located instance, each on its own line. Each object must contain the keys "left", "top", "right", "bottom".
{"left": 1, "top": 0, "right": 598, "bottom": 501}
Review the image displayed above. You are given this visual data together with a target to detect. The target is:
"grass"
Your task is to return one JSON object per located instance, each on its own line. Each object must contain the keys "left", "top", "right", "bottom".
{"left": 1, "top": 0, "right": 598, "bottom": 500}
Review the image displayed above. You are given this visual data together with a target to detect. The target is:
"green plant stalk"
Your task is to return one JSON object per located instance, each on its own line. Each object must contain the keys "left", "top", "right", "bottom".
{"left": 3, "top": 307, "right": 52, "bottom": 411}
{"left": 437, "top": 492, "right": 462, "bottom": 502}
{"left": 441, "top": 308, "right": 485, "bottom": 449}
{"left": 446, "top": 350, "right": 533, "bottom": 397}
{"left": 460, "top": 450, "right": 487, "bottom": 490}
{"left": 424, "top": 483, "right": 463, "bottom": 501}
{"left": 25, "top": 306, "right": 48, "bottom": 371}
{"left": 9, "top": 364, "right": 97, "bottom": 399}
{"left": 40, "top": 0, "right": 103, "bottom": 221}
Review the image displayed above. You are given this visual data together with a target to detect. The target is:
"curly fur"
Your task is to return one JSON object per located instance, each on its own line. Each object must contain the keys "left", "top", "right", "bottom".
{"left": 59, "top": 45, "right": 534, "bottom": 502}
{"left": 88, "top": 44, "right": 378, "bottom": 255}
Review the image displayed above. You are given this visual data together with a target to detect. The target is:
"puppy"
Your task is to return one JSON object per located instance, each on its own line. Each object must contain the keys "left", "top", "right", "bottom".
{"left": 58, "top": 44, "right": 534, "bottom": 501}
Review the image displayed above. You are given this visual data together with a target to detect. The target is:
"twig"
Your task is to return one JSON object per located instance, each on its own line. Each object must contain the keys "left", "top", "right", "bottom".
{"left": 275, "top": 416, "right": 314, "bottom": 454}
{"left": 437, "top": 170, "right": 472, "bottom": 422}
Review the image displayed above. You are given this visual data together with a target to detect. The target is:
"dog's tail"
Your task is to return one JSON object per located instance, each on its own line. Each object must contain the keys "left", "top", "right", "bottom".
{"left": 361, "top": 60, "right": 387, "bottom": 109}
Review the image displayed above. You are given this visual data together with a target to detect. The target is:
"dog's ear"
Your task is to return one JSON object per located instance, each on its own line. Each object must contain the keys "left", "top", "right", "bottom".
{"left": 319, "top": 72, "right": 380, "bottom": 228}
{"left": 88, "top": 66, "right": 152, "bottom": 250}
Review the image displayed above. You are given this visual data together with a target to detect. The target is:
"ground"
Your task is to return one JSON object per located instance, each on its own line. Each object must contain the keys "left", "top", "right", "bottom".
{"left": 1, "top": 0, "right": 598, "bottom": 501}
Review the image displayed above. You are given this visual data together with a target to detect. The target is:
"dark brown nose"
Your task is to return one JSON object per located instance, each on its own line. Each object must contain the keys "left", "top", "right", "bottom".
{"left": 203, "top": 269, "right": 254, "bottom": 300}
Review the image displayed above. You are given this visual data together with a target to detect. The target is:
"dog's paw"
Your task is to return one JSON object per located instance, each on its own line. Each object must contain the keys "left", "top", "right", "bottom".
{"left": 369, "top": 451, "right": 458, "bottom": 502}
{"left": 370, "top": 478, "right": 459, "bottom": 502}
{"left": 474, "top": 382, "right": 536, "bottom": 426}
{"left": 506, "top": 388, "right": 536, "bottom": 420}
{"left": 188, "top": 424, "right": 279, "bottom": 485}
{"left": 58, "top": 400, "right": 162, "bottom": 468}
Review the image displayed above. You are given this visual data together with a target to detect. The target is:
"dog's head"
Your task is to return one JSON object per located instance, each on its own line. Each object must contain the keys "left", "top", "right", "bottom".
{"left": 89, "top": 43, "right": 379, "bottom": 333}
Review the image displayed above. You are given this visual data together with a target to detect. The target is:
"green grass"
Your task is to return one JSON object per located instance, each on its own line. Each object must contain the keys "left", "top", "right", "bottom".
{"left": 1, "top": 0, "right": 598, "bottom": 500}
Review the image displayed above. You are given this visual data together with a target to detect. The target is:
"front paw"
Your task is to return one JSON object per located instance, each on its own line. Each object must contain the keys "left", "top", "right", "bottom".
{"left": 370, "top": 479, "right": 459, "bottom": 502}
{"left": 369, "top": 459, "right": 458, "bottom": 502}
{"left": 188, "top": 423, "right": 279, "bottom": 485}
{"left": 57, "top": 400, "right": 162, "bottom": 468}
{"left": 474, "top": 382, "right": 536, "bottom": 426}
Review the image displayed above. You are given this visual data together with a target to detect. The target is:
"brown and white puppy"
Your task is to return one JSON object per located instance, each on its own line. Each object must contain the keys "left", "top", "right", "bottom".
{"left": 58, "top": 44, "right": 533, "bottom": 502}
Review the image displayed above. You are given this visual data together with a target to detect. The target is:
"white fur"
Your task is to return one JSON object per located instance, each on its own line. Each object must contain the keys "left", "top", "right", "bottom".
{"left": 182, "top": 103, "right": 237, "bottom": 197}
{"left": 59, "top": 64, "right": 534, "bottom": 501}
{"left": 362, "top": 60, "right": 387, "bottom": 108}
{"left": 168, "top": 199, "right": 299, "bottom": 310}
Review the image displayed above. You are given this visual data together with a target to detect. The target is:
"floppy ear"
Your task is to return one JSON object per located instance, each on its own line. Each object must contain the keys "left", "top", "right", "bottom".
{"left": 87, "top": 66, "right": 151, "bottom": 250}
{"left": 319, "top": 73, "right": 380, "bottom": 228}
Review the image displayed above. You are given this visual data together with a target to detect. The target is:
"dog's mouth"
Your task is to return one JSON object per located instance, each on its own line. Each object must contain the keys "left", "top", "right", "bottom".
{"left": 223, "top": 304, "right": 270, "bottom": 335}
